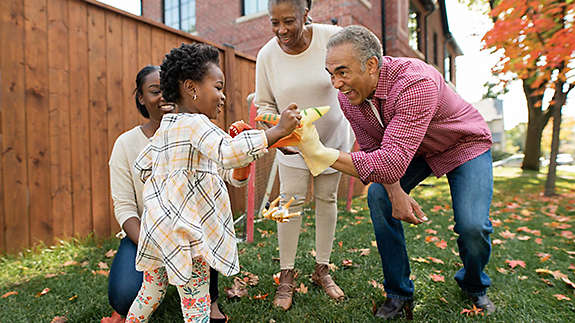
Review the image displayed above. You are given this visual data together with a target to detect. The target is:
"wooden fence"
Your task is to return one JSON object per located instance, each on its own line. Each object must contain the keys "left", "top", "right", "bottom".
{"left": 0, "top": 0, "right": 365, "bottom": 253}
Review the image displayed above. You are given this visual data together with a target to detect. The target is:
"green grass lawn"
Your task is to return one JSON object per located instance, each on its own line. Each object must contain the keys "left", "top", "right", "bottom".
{"left": 1, "top": 168, "right": 574, "bottom": 322}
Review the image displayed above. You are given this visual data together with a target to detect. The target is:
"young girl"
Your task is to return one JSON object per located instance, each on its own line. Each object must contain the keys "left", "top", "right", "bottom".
{"left": 126, "top": 43, "right": 300, "bottom": 322}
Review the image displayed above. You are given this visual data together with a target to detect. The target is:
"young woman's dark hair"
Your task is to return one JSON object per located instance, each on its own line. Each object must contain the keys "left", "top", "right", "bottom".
{"left": 134, "top": 65, "right": 160, "bottom": 118}
{"left": 160, "top": 43, "right": 220, "bottom": 103}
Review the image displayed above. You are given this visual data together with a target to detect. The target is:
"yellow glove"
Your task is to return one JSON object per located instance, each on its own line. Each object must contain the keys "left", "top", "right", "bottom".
{"left": 295, "top": 107, "right": 340, "bottom": 176}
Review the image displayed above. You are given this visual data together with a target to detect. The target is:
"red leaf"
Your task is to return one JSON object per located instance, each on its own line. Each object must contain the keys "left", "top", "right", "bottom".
{"left": 434, "top": 240, "right": 447, "bottom": 249}
{"left": 460, "top": 304, "right": 484, "bottom": 316}
{"left": 253, "top": 293, "right": 269, "bottom": 300}
{"left": 505, "top": 259, "right": 526, "bottom": 269}
{"left": 535, "top": 238, "right": 543, "bottom": 245}
{"left": 36, "top": 288, "right": 51, "bottom": 297}
{"left": 430, "top": 274, "right": 445, "bottom": 282}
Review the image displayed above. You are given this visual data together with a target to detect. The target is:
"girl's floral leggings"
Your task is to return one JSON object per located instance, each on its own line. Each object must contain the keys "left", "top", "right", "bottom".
{"left": 126, "top": 258, "right": 210, "bottom": 322}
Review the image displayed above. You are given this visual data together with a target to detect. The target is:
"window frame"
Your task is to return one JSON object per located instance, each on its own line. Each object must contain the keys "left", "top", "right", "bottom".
{"left": 163, "top": 0, "right": 196, "bottom": 33}
{"left": 408, "top": 2, "right": 423, "bottom": 53}
{"left": 242, "top": 0, "right": 268, "bottom": 16}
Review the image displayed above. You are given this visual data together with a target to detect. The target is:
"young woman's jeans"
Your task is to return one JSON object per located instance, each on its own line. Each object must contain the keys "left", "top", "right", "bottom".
{"left": 367, "top": 150, "right": 493, "bottom": 300}
{"left": 108, "top": 237, "right": 219, "bottom": 315}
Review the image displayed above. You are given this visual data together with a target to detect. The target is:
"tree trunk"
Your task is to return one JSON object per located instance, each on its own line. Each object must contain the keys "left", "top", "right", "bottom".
{"left": 521, "top": 79, "right": 551, "bottom": 171}
{"left": 544, "top": 80, "right": 571, "bottom": 196}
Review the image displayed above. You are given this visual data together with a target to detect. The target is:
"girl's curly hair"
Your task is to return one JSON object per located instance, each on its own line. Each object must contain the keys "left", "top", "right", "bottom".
{"left": 160, "top": 43, "right": 220, "bottom": 103}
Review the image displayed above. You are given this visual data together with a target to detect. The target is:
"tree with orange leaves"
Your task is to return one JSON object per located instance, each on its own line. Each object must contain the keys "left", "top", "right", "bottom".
{"left": 482, "top": 0, "right": 575, "bottom": 195}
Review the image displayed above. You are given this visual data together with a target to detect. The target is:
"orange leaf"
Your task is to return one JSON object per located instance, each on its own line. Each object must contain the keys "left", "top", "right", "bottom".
{"left": 342, "top": 259, "right": 353, "bottom": 267}
{"left": 492, "top": 239, "right": 505, "bottom": 245}
{"left": 560, "top": 231, "right": 575, "bottom": 239}
{"left": 98, "top": 262, "right": 109, "bottom": 269}
{"left": 517, "top": 235, "right": 531, "bottom": 241}
{"left": 430, "top": 274, "right": 445, "bottom": 282}
{"left": 553, "top": 294, "right": 571, "bottom": 301}
{"left": 36, "top": 288, "right": 51, "bottom": 297}
{"left": 273, "top": 272, "right": 281, "bottom": 285}
{"left": 427, "top": 256, "right": 445, "bottom": 264}
{"left": 1, "top": 291, "right": 18, "bottom": 298}
{"left": 425, "top": 236, "right": 439, "bottom": 243}
{"left": 338, "top": 241, "right": 343, "bottom": 248}
{"left": 432, "top": 205, "right": 442, "bottom": 212}
{"left": 434, "top": 240, "right": 447, "bottom": 249}
{"left": 253, "top": 293, "right": 269, "bottom": 300}
{"left": 411, "top": 257, "right": 430, "bottom": 263}
{"left": 561, "top": 277, "right": 575, "bottom": 289}
{"left": 105, "top": 249, "right": 117, "bottom": 258}
{"left": 505, "top": 260, "right": 526, "bottom": 269}
{"left": 535, "top": 238, "right": 543, "bottom": 245}
{"left": 497, "top": 267, "right": 508, "bottom": 274}
{"left": 50, "top": 316, "right": 68, "bottom": 323}
{"left": 63, "top": 260, "right": 78, "bottom": 267}
{"left": 425, "top": 229, "right": 438, "bottom": 235}
{"left": 500, "top": 230, "right": 516, "bottom": 239}
{"left": 460, "top": 304, "right": 484, "bottom": 316}
{"left": 537, "top": 253, "right": 551, "bottom": 262}
{"left": 295, "top": 282, "right": 308, "bottom": 294}
{"left": 92, "top": 270, "right": 109, "bottom": 277}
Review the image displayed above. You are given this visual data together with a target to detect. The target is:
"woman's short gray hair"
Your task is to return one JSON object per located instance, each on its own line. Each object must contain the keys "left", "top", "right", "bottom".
{"left": 327, "top": 25, "right": 383, "bottom": 70}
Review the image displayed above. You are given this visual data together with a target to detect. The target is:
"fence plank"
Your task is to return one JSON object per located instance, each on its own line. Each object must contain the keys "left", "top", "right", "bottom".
{"left": 151, "top": 28, "right": 166, "bottom": 66}
{"left": 106, "top": 11, "right": 124, "bottom": 235}
{"left": 136, "top": 23, "right": 152, "bottom": 126}
{"left": 121, "top": 18, "right": 140, "bottom": 131}
{"left": 68, "top": 0, "right": 92, "bottom": 236}
{"left": 25, "top": 0, "right": 52, "bottom": 245}
{"left": 1, "top": 0, "right": 29, "bottom": 252}
{"left": 87, "top": 6, "right": 110, "bottom": 237}
{"left": 48, "top": 0, "right": 73, "bottom": 239}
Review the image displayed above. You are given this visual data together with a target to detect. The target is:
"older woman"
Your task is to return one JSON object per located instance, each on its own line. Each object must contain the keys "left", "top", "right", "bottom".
{"left": 255, "top": 0, "right": 354, "bottom": 311}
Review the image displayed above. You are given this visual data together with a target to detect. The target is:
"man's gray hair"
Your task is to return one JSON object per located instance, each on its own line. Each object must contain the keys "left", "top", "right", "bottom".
{"left": 327, "top": 25, "right": 383, "bottom": 70}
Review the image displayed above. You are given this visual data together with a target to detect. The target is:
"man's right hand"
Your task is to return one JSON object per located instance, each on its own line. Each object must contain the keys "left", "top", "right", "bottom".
{"left": 384, "top": 183, "right": 428, "bottom": 225}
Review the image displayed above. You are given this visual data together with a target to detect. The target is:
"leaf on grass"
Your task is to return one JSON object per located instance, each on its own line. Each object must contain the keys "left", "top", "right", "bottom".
{"left": 517, "top": 235, "right": 531, "bottom": 241}
{"left": 520, "top": 209, "right": 531, "bottom": 217}
{"left": 432, "top": 205, "right": 443, "bottom": 212}
{"left": 425, "top": 229, "right": 438, "bottom": 235}
{"left": 257, "top": 228, "right": 272, "bottom": 238}
{"left": 460, "top": 305, "right": 484, "bottom": 316}
{"left": 342, "top": 259, "right": 353, "bottom": 267}
{"left": 328, "top": 263, "right": 338, "bottom": 271}
{"left": 295, "top": 282, "right": 308, "bottom": 294}
{"left": 369, "top": 280, "right": 386, "bottom": 296}
{"left": 1, "top": 291, "right": 18, "bottom": 298}
{"left": 273, "top": 272, "right": 281, "bottom": 285}
{"left": 63, "top": 260, "right": 78, "bottom": 267}
{"left": 491, "top": 219, "right": 502, "bottom": 227}
{"left": 434, "top": 240, "right": 447, "bottom": 249}
{"left": 535, "top": 238, "right": 543, "bottom": 245}
{"left": 92, "top": 270, "right": 109, "bottom": 277}
{"left": 492, "top": 239, "right": 505, "bottom": 245}
{"left": 425, "top": 236, "right": 439, "bottom": 243}
{"left": 560, "top": 231, "right": 575, "bottom": 239}
{"left": 540, "top": 278, "right": 554, "bottom": 286}
{"left": 499, "top": 230, "right": 516, "bottom": 239}
{"left": 253, "top": 293, "right": 268, "bottom": 300}
{"left": 36, "top": 288, "right": 51, "bottom": 298}
{"left": 428, "top": 256, "right": 444, "bottom": 264}
{"left": 338, "top": 241, "right": 343, "bottom": 248}
{"left": 359, "top": 248, "right": 371, "bottom": 256}
{"left": 371, "top": 240, "right": 377, "bottom": 247}
{"left": 50, "top": 316, "right": 68, "bottom": 323}
{"left": 80, "top": 261, "right": 89, "bottom": 267}
{"left": 45, "top": 273, "right": 59, "bottom": 278}
{"left": 105, "top": 249, "right": 117, "bottom": 258}
{"left": 553, "top": 294, "right": 571, "bottom": 301}
{"left": 545, "top": 222, "right": 571, "bottom": 229}
{"left": 98, "top": 262, "right": 109, "bottom": 269}
{"left": 412, "top": 257, "right": 430, "bottom": 263}
{"left": 505, "top": 259, "right": 526, "bottom": 269}
{"left": 561, "top": 277, "right": 575, "bottom": 289}
{"left": 569, "top": 263, "right": 575, "bottom": 270}
{"left": 430, "top": 274, "right": 445, "bottom": 282}
{"left": 309, "top": 249, "right": 316, "bottom": 257}
{"left": 537, "top": 253, "right": 551, "bottom": 262}
{"left": 536, "top": 268, "right": 567, "bottom": 280}
{"left": 241, "top": 271, "right": 260, "bottom": 286}
{"left": 224, "top": 277, "right": 248, "bottom": 298}
{"left": 518, "top": 275, "right": 528, "bottom": 280}
{"left": 68, "top": 295, "right": 78, "bottom": 301}
{"left": 439, "top": 297, "right": 448, "bottom": 304}
{"left": 496, "top": 267, "right": 508, "bottom": 274}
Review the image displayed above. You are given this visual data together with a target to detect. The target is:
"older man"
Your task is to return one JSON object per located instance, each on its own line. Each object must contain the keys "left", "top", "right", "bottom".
{"left": 297, "top": 25, "right": 495, "bottom": 319}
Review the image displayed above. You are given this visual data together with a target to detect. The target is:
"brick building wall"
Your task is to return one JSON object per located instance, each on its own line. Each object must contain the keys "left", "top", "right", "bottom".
{"left": 140, "top": 0, "right": 460, "bottom": 82}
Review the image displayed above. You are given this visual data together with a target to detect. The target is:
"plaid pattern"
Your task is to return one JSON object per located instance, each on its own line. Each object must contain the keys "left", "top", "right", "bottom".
{"left": 134, "top": 113, "right": 268, "bottom": 285}
{"left": 339, "top": 56, "right": 492, "bottom": 184}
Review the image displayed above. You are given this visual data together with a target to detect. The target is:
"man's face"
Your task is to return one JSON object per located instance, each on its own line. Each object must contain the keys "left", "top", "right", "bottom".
{"left": 326, "top": 43, "right": 377, "bottom": 106}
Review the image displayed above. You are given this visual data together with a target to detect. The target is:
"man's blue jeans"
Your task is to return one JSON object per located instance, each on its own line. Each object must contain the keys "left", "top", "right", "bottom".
{"left": 108, "top": 237, "right": 221, "bottom": 315}
{"left": 367, "top": 150, "right": 493, "bottom": 300}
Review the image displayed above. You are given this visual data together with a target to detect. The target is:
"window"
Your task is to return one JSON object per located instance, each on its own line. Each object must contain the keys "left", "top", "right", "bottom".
{"left": 408, "top": 3, "right": 422, "bottom": 52}
{"left": 243, "top": 0, "right": 268, "bottom": 16}
{"left": 164, "top": 0, "right": 196, "bottom": 33}
{"left": 444, "top": 55, "right": 452, "bottom": 83}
